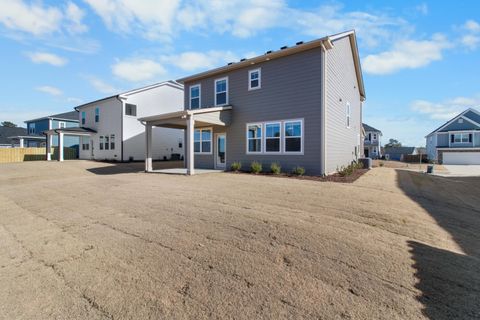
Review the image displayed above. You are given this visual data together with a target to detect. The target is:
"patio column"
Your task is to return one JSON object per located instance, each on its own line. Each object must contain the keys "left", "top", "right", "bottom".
{"left": 19, "top": 138, "right": 24, "bottom": 148}
{"left": 58, "top": 132, "right": 64, "bottom": 162}
{"left": 46, "top": 134, "right": 52, "bottom": 161}
{"left": 186, "top": 115, "right": 195, "bottom": 175}
{"left": 145, "top": 124, "right": 153, "bottom": 172}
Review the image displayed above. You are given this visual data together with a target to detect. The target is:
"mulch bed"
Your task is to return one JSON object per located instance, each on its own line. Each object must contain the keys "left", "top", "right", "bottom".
{"left": 228, "top": 168, "right": 369, "bottom": 183}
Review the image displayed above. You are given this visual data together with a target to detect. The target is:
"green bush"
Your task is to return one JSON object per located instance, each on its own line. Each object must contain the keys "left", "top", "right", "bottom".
{"left": 231, "top": 161, "right": 242, "bottom": 172}
{"left": 270, "top": 162, "right": 281, "bottom": 175}
{"left": 337, "top": 161, "right": 363, "bottom": 176}
{"left": 291, "top": 166, "right": 305, "bottom": 176}
{"left": 250, "top": 161, "right": 263, "bottom": 174}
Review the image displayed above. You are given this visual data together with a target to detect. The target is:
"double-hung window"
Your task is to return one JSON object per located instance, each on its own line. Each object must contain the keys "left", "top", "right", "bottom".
{"left": 215, "top": 77, "right": 228, "bottom": 106}
{"left": 99, "top": 136, "right": 104, "bottom": 150}
{"left": 59, "top": 121, "right": 66, "bottom": 129}
{"left": 194, "top": 128, "right": 212, "bottom": 153}
{"left": 249, "top": 69, "right": 261, "bottom": 90}
{"left": 190, "top": 85, "right": 200, "bottom": 109}
{"left": 247, "top": 124, "right": 262, "bottom": 153}
{"left": 346, "top": 102, "right": 351, "bottom": 128}
{"left": 104, "top": 135, "right": 110, "bottom": 150}
{"left": 452, "top": 133, "right": 471, "bottom": 143}
{"left": 95, "top": 107, "right": 99, "bottom": 122}
{"left": 284, "top": 120, "right": 303, "bottom": 153}
{"left": 29, "top": 123, "right": 35, "bottom": 134}
{"left": 265, "top": 122, "right": 280, "bottom": 153}
{"left": 82, "top": 137, "right": 89, "bottom": 150}
{"left": 125, "top": 104, "right": 137, "bottom": 116}
{"left": 110, "top": 134, "right": 115, "bottom": 150}
{"left": 81, "top": 111, "right": 86, "bottom": 125}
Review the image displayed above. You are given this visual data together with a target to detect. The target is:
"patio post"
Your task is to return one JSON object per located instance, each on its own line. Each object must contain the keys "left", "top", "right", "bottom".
{"left": 58, "top": 132, "right": 64, "bottom": 162}
{"left": 186, "top": 115, "right": 195, "bottom": 175}
{"left": 46, "top": 133, "right": 52, "bottom": 161}
{"left": 145, "top": 124, "right": 153, "bottom": 172}
{"left": 19, "top": 138, "right": 24, "bottom": 148}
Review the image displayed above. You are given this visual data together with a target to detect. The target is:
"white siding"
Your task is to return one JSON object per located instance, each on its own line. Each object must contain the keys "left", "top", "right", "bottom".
{"left": 325, "top": 36, "right": 362, "bottom": 174}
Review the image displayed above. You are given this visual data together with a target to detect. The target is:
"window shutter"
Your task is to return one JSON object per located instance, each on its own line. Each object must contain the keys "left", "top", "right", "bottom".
{"left": 469, "top": 133, "right": 473, "bottom": 143}
{"left": 451, "top": 134, "right": 454, "bottom": 143}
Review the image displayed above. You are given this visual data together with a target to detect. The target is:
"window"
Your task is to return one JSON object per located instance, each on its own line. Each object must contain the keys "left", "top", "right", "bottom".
{"left": 59, "top": 122, "right": 66, "bottom": 129}
{"left": 104, "top": 135, "right": 109, "bottom": 150}
{"left": 265, "top": 122, "right": 280, "bottom": 153}
{"left": 373, "top": 133, "right": 377, "bottom": 140}
{"left": 247, "top": 124, "right": 262, "bottom": 153}
{"left": 452, "top": 133, "right": 471, "bottom": 143}
{"left": 29, "top": 123, "right": 35, "bottom": 134}
{"left": 110, "top": 134, "right": 115, "bottom": 150}
{"left": 459, "top": 118, "right": 464, "bottom": 124}
{"left": 95, "top": 107, "right": 99, "bottom": 122}
{"left": 190, "top": 85, "right": 200, "bottom": 109}
{"left": 249, "top": 69, "right": 261, "bottom": 90}
{"left": 284, "top": 120, "right": 303, "bottom": 153}
{"left": 82, "top": 137, "right": 89, "bottom": 150}
{"left": 125, "top": 103, "right": 137, "bottom": 116}
{"left": 99, "top": 136, "right": 104, "bottom": 150}
{"left": 81, "top": 111, "right": 86, "bottom": 125}
{"left": 346, "top": 102, "right": 351, "bottom": 128}
{"left": 215, "top": 77, "right": 228, "bottom": 106}
{"left": 194, "top": 128, "right": 212, "bottom": 154}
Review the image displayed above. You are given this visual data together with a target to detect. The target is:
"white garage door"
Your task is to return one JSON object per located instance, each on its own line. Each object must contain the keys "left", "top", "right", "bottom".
{"left": 443, "top": 152, "right": 480, "bottom": 165}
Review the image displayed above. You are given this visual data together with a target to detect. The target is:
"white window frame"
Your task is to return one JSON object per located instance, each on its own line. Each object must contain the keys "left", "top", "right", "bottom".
{"left": 110, "top": 134, "right": 115, "bottom": 150}
{"left": 29, "top": 123, "right": 35, "bottom": 134}
{"left": 246, "top": 123, "right": 263, "bottom": 154}
{"left": 125, "top": 103, "right": 137, "bottom": 117}
{"left": 99, "top": 136, "right": 104, "bottom": 150}
{"left": 189, "top": 84, "right": 201, "bottom": 109}
{"left": 346, "top": 102, "right": 351, "bottom": 128}
{"left": 59, "top": 121, "right": 66, "bottom": 129}
{"left": 452, "top": 133, "right": 470, "bottom": 144}
{"left": 215, "top": 77, "right": 228, "bottom": 106}
{"left": 264, "top": 121, "right": 281, "bottom": 154}
{"left": 248, "top": 68, "right": 261, "bottom": 91}
{"left": 283, "top": 119, "right": 304, "bottom": 154}
{"left": 194, "top": 127, "right": 213, "bottom": 154}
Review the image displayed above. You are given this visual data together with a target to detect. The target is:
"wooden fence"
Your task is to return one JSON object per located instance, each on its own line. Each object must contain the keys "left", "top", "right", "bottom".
{"left": 0, "top": 147, "right": 77, "bottom": 163}
{"left": 403, "top": 154, "right": 428, "bottom": 163}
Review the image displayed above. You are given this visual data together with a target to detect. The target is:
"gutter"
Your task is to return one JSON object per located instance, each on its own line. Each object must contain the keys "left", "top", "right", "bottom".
{"left": 320, "top": 40, "right": 332, "bottom": 176}
{"left": 115, "top": 96, "right": 125, "bottom": 162}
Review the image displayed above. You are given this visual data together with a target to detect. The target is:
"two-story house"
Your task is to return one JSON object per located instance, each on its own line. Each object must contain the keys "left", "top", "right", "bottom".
{"left": 426, "top": 108, "right": 480, "bottom": 164}
{"left": 45, "top": 81, "right": 184, "bottom": 162}
{"left": 140, "top": 30, "right": 365, "bottom": 175}
{"left": 362, "top": 123, "right": 382, "bottom": 158}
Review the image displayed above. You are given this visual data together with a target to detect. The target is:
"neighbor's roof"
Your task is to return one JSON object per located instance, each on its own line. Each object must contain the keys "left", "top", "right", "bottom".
{"left": 0, "top": 126, "right": 27, "bottom": 144}
{"left": 383, "top": 147, "right": 416, "bottom": 155}
{"left": 25, "top": 110, "right": 79, "bottom": 123}
{"left": 75, "top": 80, "right": 184, "bottom": 110}
{"left": 426, "top": 107, "right": 480, "bottom": 137}
{"left": 176, "top": 30, "right": 365, "bottom": 100}
{"left": 362, "top": 123, "right": 382, "bottom": 133}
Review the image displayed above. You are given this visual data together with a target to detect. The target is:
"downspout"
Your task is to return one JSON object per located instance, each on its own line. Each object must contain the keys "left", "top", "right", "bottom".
{"left": 115, "top": 96, "right": 124, "bottom": 162}
{"left": 320, "top": 42, "right": 327, "bottom": 176}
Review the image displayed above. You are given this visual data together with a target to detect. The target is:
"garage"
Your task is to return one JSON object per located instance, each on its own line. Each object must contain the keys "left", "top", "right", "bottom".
{"left": 442, "top": 151, "right": 480, "bottom": 165}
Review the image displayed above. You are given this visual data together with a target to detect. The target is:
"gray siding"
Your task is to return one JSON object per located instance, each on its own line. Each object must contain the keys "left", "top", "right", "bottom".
{"left": 186, "top": 47, "right": 324, "bottom": 175}
{"left": 325, "top": 36, "right": 362, "bottom": 174}
{"left": 437, "top": 133, "right": 449, "bottom": 147}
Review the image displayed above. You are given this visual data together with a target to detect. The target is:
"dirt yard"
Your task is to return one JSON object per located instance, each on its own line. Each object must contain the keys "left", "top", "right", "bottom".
{"left": 0, "top": 161, "right": 478, "bottom": 319}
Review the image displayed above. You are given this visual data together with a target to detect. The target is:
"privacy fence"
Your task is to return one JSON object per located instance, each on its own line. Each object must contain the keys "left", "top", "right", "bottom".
{"left": 0, "top": 147, "right": 77, "bottom": 163}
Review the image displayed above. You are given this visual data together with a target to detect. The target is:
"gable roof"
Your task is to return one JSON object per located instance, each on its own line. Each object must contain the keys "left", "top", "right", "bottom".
{"left": 426, "top": 108, "right": 480, "bottom": 137}
{"left": 75, "top": 80, "right": 183, "bottom": 110}
{"left": 0, "top": 126, "right": 27, "bottom": 144}
{"left": 25, "top": 110, "right": 79, "bottom": 123}
{"left": 362, "top": 123, "right": 381, "bottom": 133}
{"left": 384, "top": 147, "right": 416, "bottom": 155}
{"left": 176, "top": 30, "right": 365, "bottom": 101}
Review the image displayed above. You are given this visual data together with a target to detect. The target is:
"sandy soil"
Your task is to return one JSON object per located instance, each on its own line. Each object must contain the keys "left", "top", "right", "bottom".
{"left": 0, "top": 161, "right": 478, "bottom": 320}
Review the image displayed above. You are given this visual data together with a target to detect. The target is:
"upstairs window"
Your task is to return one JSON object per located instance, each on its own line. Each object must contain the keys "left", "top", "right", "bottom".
{"left": 249, "top": 69, "right": 261, "bottom": 90}
{"left": 95, "top": 107, "right": 99, "bottom": 122}
{"left": 373, "top": 133, "right": 377, "bottom": 140}
{"left": 194, "top": 128, "right": 212, "bottom": 153}
{"left": 125, "top": 103, "right": 137, "bottom": 116}
{"left": 215, "top": 78, "right": 228, "bottom": 106}
{"left": 59, "top": 121, "right": 66, "bottom": 129}
{"left": 247, "top": 123, "right": 262, "bottom": 153}
{"left": 29, "top": 123, "right": 35, "bottom": 134}
{"left": 284, "top": 120, "right": 303, "bottom": 153}
{"left": 81, "top": 111, "right": 86, "bottom": 125}
{"left": 346, "top": 102, "right": 351, "bottom": 128}
{"left": 452, "top": 133, "right": 471, "bottom": 143}
{"left": 190, "top": 85, "right": 200, "bottom": 109}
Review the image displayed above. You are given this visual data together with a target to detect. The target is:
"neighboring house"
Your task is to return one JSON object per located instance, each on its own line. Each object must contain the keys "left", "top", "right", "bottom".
{"left": 362, "top": 123, "right": 382, "bottom": 158}
{"left": 140, "top": 30, "right": 366, "bottom": 175}
{"left": 0, "top": 126, "right": 28, "bottom": 147}
{"left": 45, "top": 81, "right": 184, "bottom": 162}
{"left": 425, "top": 108, "right": 480, "bottom": 164}
{"left": 384, "top": 147, "right": 418, "bottom": 161}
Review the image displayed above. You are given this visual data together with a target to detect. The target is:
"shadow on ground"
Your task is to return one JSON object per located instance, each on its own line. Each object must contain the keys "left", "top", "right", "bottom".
{"left": 86, "top": 160, "right": 184, "bottom": 175}
{"left": 397, "top": 170, "right": 480, "bottom": 319}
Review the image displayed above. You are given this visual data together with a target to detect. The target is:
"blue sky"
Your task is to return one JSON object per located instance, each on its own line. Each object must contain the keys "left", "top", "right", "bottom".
{"left": 0, "top": 0, "right": 479, "bottom": 146}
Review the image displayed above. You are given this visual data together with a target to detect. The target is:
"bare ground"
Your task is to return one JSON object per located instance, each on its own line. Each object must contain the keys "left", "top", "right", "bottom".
{"left": 0, "top": 160, "right": 478, "bottom": 320}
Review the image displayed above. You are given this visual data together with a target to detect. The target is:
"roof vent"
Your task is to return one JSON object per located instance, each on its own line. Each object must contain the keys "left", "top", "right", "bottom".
{"left": 296, "top": 41, "right": 304, "bottom": 45}
{"left": 240, "top": 58, "right": 246, "bottom": 62}
{"left": 280, "top": 45, "right": 288, "bottom": 50}
{"left": 265, "top": 50, "right": 272, "bottom": 54}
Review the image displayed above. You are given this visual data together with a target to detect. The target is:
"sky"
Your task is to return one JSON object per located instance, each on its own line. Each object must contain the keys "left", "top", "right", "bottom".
{"left": 0, "top": 0, "right": 479, "bottom": 147}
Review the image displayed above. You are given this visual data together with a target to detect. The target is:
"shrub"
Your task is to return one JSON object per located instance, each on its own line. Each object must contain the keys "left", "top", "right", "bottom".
{"left": 231, "top": 161, "right": 242, "bottom": 172}
{"left": 337, "top": 161, "right": 363, "bottom": 176}
{"left": 270, "top": 162, "right": 281, "bottom": 175}
{"left": 250, "top": 161, "right": 262, "bottom": 174}
{"left": 291, "top": 166, "right": 305, "bottom": 176}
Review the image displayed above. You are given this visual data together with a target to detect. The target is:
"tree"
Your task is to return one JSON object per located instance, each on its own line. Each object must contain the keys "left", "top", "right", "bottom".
{"left": 1, "top": 121, "right": 17, "bottom": 127}
{"left": 385, "top": 138, "right": 402, "bottom": 148}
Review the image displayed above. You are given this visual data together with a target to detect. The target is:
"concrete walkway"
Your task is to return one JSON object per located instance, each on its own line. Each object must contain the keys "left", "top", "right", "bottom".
{"left": 440, "top": 165, "right": 480, "bottom": 177}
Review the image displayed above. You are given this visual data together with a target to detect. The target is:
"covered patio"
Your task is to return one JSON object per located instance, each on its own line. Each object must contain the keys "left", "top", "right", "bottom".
{"left": 139, "top": 106, "right": 232, "bottom": 175}
{"left": 44, "top": 127, "right": 96, "bottom": 161}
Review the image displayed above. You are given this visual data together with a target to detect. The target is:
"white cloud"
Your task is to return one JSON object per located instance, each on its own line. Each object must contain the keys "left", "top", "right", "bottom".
{"left": 461, "top": 34, "right": 480, "bottom": 50}
{"left": 86, "top": 76, "right": 119, "bottom": 94}
{"left": 27, "top": 52, "right": 68, "bottom": 66}
{"left": 415, "top": 3, "right": 428, "bottom": 15}
{"left": 36, "top": 86, "right": 63, "bottom": 96}
{"left": 363, "top": 34, "right": 451, "bottom": 75}
{"left": 464, "top": 20, "right": 480, "bottom": 33}
{"left": 65, "top": 2, "right": 88, "bottom": 34}
{"left": 112, "top": 58, "right": 167, "bottom": 82}
{"left": 411, "top": 95, "right": 480, "bottom": 120}
{"left": 161, "top": 50, "right": 239, "bottom": 72}
{"left": 459, "top": 19, "right": 480, "bottom": 50}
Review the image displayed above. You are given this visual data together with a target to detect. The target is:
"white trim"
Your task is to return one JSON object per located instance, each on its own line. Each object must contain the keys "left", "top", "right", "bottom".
{"left": 246, "top": 122, "right": 263, "bottom": 154}
{"left": 194, "top": 127, "right": 213, "bottom": 155}
{"left": 215, "top": 133, "right": 227, "bottom": 169}
{"left": 346, "top": 102, "right": 351, "bottom": 128}
{"left": 189, "top": 84, "right": 201, "bottom": 109}
{"left": 283, "top": 119, "right": 304, "bottom": 155}
{"left": 58, "top": 121, "right": 66, "bottom": 129}
{"left": 248, "top": 68, "right": 261, "bottom": 91}
{"left": 264, "top": 121, "right": 281, "bottom": 154}
{"left": 214, "top": 77, "right": 228, "bottom": 106}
